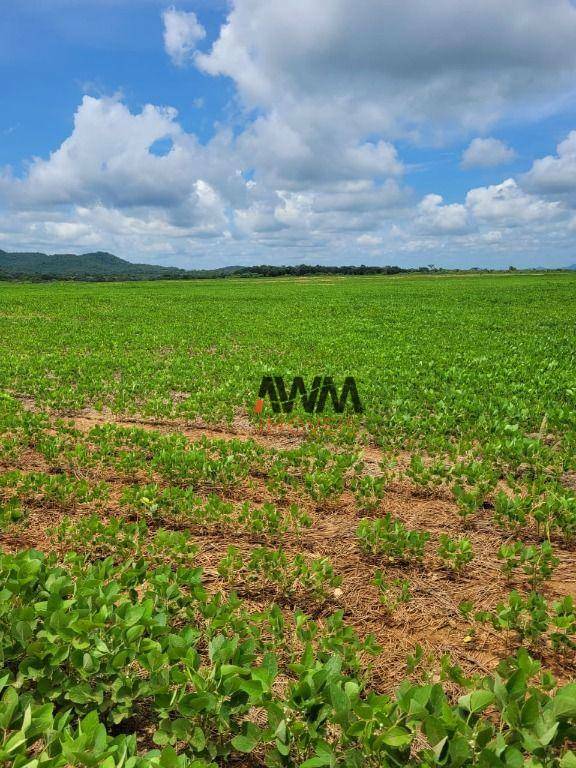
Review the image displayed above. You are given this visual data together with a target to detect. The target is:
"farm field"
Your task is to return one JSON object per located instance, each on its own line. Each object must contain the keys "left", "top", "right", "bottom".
{"left": 0, "top": 272, "right": 576, "bottom": 767}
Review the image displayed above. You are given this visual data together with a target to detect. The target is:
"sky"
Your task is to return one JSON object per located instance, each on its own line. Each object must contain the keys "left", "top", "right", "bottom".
{"left": 1, "top": 0, "right": 576, "bottom": 269}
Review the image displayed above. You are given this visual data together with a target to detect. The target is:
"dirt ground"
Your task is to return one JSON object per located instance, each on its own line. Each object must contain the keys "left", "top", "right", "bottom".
{"left": 2, "top": 407, "right": 576, "bottom": 692}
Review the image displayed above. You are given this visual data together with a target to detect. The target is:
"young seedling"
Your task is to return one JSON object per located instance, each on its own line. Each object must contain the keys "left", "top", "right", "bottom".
{"left": 497, "top": 540, "right": 559, "bottom": 589}
{"left": 357, "top": 514, "right": 429, "bottom": 563}
{"left": 373, "top": 569, "right": 411, "bottom": 610}
{"left": 437, "top": 534, "right": 474, "bottom": 572}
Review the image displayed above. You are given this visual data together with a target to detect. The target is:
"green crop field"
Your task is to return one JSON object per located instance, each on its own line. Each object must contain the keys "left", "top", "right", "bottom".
{"left": 1, "top": 272, "right": 576, "bottom": 768}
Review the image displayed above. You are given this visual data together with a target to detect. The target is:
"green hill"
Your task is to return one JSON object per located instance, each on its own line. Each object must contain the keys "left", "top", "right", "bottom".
{"left": 0, "top": 249, "right": 195, "bottom": 280}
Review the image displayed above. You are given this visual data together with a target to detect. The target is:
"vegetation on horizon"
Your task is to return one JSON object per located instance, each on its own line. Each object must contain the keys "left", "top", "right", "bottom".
{"left": 1, "top": 247, "right": 571, "bottom": 282}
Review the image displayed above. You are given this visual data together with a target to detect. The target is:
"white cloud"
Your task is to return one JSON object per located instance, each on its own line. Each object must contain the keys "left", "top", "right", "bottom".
{"left": 1, "top": 96, "right": 245, "bottom": 219}
{"left": 162, "top": 7, "right": 205, "bottom": 67}
{"left": 395, "top": 177, "right": 573, "bottom": 259}
{"left": 461, "top": 138, "right": 517, "bottom": 169}
{"left": 235, "top": 113, "right": 403, "bottom": 191}
{"left": 414, "top": 194, "right": 471, "bottom": 235}
{"left": 5, "top": 96, "right": 181, "bottom": 208}
{"left": 309, "top": 180, "right": 406, "bottom": 214}
{"left": 192, "top": 0, "right": 576, "bottom": 202}
{"left": 1, "top": 94, "right": 575, "bottom": 268}
{"left": 0, "top": 95, "right": 242, "bottom": 262}
{"left": 234, "top": 204, "right": 287, "bottom": 236}
{"left": 523, "top": 130, "right": 576, "bottom": 197}
{"left": 196, "top": 0, "right": 576, "bottom": 135}
{"left": 4, "top": 1, "right": 576, "bottom": 268}
{"left": 357, "top": 234, "right": 383, "bottom": 247}
{"left": 465, "top": 178, "right": 564, "bottom": 225}
{"left": 0, "top": 96, "right": 409, "bottom": 259}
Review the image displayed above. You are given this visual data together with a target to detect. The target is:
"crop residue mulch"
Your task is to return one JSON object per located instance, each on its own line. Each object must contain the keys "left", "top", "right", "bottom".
{"left": 2, "top": 409, "right": 576, "bottom": 693}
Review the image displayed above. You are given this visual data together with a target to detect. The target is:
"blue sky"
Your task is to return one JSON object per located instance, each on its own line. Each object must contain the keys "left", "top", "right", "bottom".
{"left": 0, "top": 2, "right": 230, "bottom": 165}
{"left": 1, "top": 0, "right": 576, "bottom": 269}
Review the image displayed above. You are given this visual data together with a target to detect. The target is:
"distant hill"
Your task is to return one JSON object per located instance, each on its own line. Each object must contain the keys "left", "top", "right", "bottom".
{"left": 0, "top": 250, "right": 236, "bottom": 281}
{"left": 0, "top": 249, "right": 184, "bottom": 279}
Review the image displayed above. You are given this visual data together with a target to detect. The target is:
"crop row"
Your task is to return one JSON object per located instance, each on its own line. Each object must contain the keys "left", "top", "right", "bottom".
{"left": 2, "top": 547, "right": 576, "bottom": 767}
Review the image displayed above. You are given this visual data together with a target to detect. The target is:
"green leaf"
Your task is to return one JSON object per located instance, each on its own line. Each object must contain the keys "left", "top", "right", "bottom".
{"left": 553, "top": 684, "right": 576, "bottom": 719}
{"left": 0, "top": 687, "right": 19, "bottom": 729}
{"left": 537, "top": 722, "right": 559, "bottom": 747}
{"left": 124, "top": 605, "right": 145, "bottom": 627}
{"left": 220, "top": 664, "right": 244, "bottom": 676}
{"left": 448, "top": 735, "right": 472, "bottom": 767}
{"left": 503, "top": 746, "right": 523, "bottom": 768}
{"left": 153, "top": 730, "right": 171, "bottom": 747}
{"left": 276, "top": 739, "right": 290, "bottom": 756}
{"left": 328, "top": 683, "right": 350, "bottom": 720}
{"left": 560, "top": 751, "right": 576, "bottom": 768}
{"left": 381, "top": 726, "right": 412, "bottom": 747}
{"left": 231, "top": 734, "right": 257, "bottom": 753}
{"left": 300, "top": 757, "right": 332, "bottom": 768}
{"left": 178, "top": 693, "right": 212, "bottom": 715}
{"left": 432, "top": 736, "right": 448, "bottom": 761}
{"left": 4, "top": 730, "right": 27, "bottom": 754}
{"left": 459, "top": 689, "right": 495, "bottom": 713}
{"left": 423, "top": 715, "right": 447, "bottom": 747}
{"left": 520, "top": 696, "right": 539, "bottom": 727}
{"left": 190, "top": 726, "right": 206, "bottom": 752}
{"left": 159, "top": 746, "right": 180, "bottom": 768}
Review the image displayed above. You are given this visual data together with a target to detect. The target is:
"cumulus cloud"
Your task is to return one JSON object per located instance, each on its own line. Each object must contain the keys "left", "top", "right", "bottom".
{"left": 3, "top": 1, "right": 576, "bottom": 267}
{"left": 162, "top": 7, "right": 205, "bottom": 66}
{"left": 414, "top": 194, "right": 471, "bottom": 235}
{"left": 193, "top": 0, "right": 576, "bottom": 202}
{"left": 5, "top": 97, "right": 182, "bottom": 208}
{"left": 0, "top": 94, "right": 414, "bottom": 259}
{"left": 1, "top": 93, "right": 575, "bottom": 267}
{"left": 395, "top": 178, "right": 572, "bottom": 258}
{"left": 461, "top": 138, "right": 517, "bottom": 169}
{"left": 196, "top": 0, "right": 576, "bottom": 135}
{"left": 523, "top": 130, "right": 576, "bottom": 197}
{"left": 0, "top": 95, "right": 243, "bottom": 260}
{"left": 235, "top": 113, "right": 403, "bottom": 191}
{"left": 1, "top": 96, "right": 246, "bottom": 219}
{"left": 465, "top": 178, "right": 564, "bottom": 226}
